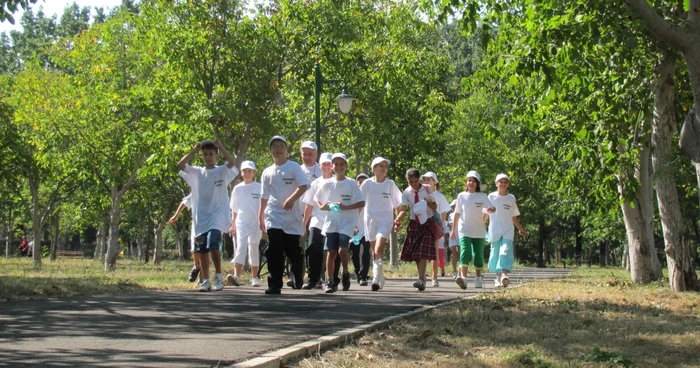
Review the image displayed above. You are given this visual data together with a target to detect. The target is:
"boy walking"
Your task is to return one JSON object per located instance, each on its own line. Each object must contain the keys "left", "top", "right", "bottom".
{"left": 177, "top": 139, "right": 239, "bottom": 292}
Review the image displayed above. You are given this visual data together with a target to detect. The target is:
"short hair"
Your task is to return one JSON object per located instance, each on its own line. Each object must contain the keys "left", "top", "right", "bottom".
{"left": 405, "top": 168, "right": 420, "bottom": 180}
{"left": 200, "top": 140, "right": 218, "bottom": 153}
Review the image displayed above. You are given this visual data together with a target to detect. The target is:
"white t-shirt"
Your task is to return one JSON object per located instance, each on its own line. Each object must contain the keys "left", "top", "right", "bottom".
{"left": 261, "top": 160, "right": 310, "bottom": 235}
{"left": 356, "top": 207, "right": 365, "bottom": 238}
{"left": 401, "top": 185, "right": 435, "bottom": 219}
{"left": 301, "top": 163, "right": 322, "bottom": 182}
{"left": 454, "top": 191, "right": 494, "bottom": 238}
{"left": 230, "top": 181, "right": 262, "bottom": 226}
{"left": 302, "top": 176, "right": 332, "bottom": 230}
{"left": 181, "top": 193, "right": 195, "bottom": 246}
{"left": 360, "top": 177, "right": 402, "bottom": 219}
{"left": 433, "top": 190, "right": 451, "bottom": 215}
{"left": 315, "top": 177, "right": 364, "bottom": 237}
{"left": 181, "top": 164, "right": 238, "bottom": 236}
{"left": 487, "top": 192, "right": 520, "bottom": 241}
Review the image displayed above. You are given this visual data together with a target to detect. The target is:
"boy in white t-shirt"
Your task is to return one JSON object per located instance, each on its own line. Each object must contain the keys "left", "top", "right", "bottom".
{"left": 486, "top": 173, "right": 527, "bottom": 288}
{"left": 259, "top": 135, "right": 309, "bottom": 295}
{"left": 227, "top": 161, "right": 263, "bottom": 287}
{"left": 315, "top": 153, "right": 365, "bottom": 293}
{"left": 177, "top": 139, "right": 239, "bottom": 292}
{"left": 359, "top": 157, "right": 402, "bottom": 291}
{"left": 168, "top": 193, "right": 199, "bottom": 284}
{"left": 350, "top": 173, "right": 372, "bottom": 286}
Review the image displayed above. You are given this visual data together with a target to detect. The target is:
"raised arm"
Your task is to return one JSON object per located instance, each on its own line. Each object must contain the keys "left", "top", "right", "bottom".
{"left": 215, "top": 139, "right": 237, "bottom": 169}
{"left": 177, "top": 143, "right": 200, "bottom": 171}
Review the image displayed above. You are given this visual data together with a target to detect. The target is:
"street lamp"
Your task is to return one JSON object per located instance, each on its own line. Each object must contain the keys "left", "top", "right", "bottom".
{"left": 314, "top": 62, "right": 357, "bottom": 153}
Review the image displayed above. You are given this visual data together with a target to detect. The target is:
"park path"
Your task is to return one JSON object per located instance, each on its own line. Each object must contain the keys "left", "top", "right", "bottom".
{"left": 0, "top": 268, "right": 570, "bottom": 367}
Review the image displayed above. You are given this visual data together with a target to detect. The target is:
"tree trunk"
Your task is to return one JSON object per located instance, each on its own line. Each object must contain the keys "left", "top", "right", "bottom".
{"left": 29, "top": 180, "right": 43, "bottom": 269}
{"left": 153, "top": 221, "right": 166, "bottom": 265}
{"left": 537, "top": 216, "right": 545, "bottom": 268}
{"left": 638, "top": 142, "right": 663, "bottom": 279}
{"left": 104, "top": 186, "right": 124, "bottom": 271}
{"left": 137, "top": 233, "right": 145, "bottom": 262}
{"left": 574, "top": 217, "right": 582, "bottom": 266}
{"left": 50, "top": 212, "right": 59, "bottom": 261}
{"left": 599, "top": 241, "right": 607, "bottom": 267}
{"left": 652, "top": 55, "right": 699, "bottom": 291}
{"left": 389, "top": 230, "right": 398, "bottom": 268}
{"left": 622, "top": 242, "right": 629, "bottom": 270}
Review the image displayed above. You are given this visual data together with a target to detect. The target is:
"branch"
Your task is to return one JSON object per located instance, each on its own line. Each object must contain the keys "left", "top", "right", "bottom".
{"left": 624, "top": 0, "right": 687, "bottom": 50}
{"left": 118, "top": 152, "right": 145, "bottom": 197}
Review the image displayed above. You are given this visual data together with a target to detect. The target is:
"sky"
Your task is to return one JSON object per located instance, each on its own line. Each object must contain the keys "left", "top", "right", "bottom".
{"left": 0, "top": 0, "right": 124, "bottom": 35}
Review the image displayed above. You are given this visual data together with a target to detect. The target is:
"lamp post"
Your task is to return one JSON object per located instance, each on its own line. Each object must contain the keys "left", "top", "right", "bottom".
{"left": 314, "top": 62, "right": 357, "bottom": 153}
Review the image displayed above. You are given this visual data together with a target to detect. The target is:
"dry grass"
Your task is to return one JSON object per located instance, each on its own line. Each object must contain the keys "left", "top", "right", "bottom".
{"left": 291, "top": 268, "right": 700, "bottom": 368}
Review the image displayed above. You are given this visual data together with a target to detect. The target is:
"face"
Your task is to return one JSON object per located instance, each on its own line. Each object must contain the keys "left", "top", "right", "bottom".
{"left": 301, "top": 148, "right": 317, "bottom": 166}
{"left": 372, "top": 161, "right": 388, "bottom": 177}
{"left": 496, "top": 179, "right": 510, "bottom": 191}
{"left": 357, "top": 177, "right": 367, "bottom": 186}
{"left": 407, "top": 176, "right": 421, "bottom": 190}
{"left": 201, "top": 148, "right": 218, "bottom": 166}
{"left": 422, "top": 176, "right": 436, "bottom": 187}
{"left": 242, "top": 168, "right": 255, "bottom": 181}
{"left": 269, "top": 141, "right": 287, "bottom": 158}
{"left": 320, "top": 161, "right": 332, "bottom": 175}
{"left": 332, "top": 159, "right": 347, "bottom": 176}
{"left": 466, "top": 177, "right": 478, "bottom": 192}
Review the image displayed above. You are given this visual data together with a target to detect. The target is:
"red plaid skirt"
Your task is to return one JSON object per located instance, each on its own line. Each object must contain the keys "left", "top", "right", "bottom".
{"left": 400, "top": 219, "right": 437, "bottom": 262}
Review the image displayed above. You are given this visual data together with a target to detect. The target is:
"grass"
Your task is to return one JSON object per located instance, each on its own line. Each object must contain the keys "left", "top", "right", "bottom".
{"left": 291, "top": 267, "right": 700, "bottom": 368}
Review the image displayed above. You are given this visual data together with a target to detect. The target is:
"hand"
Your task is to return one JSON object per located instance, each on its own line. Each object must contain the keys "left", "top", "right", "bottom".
{"left": 168, "top": 216, "right": 177, "bottom": 226}
{"left": 486, "top": 207, "right": 496, "bottom": 213}
{"left": 214, "top": 139, "right": 223, "bottom": 150}
{"left": 260, "top": 221, "right": 266, "bottom": 233}
{"left": 393, "top": 220, "right": 401, "bottom": 233}
{"left": 228, "top": 224, "right": 236, "bottom": 237}
{"left": 519, "top": 229, "right": 527, "bottom": 237}
{"left": 450, "top": 231, "right": 456, "bottom": 239}
{"left": 282, "top": 198, "right": 295, "bottom": 211}
{"left": 337, "top": 202, "right": 346, "bottom": 210}
{"left": 193, "top": 143, "right": 201, "bottom": 152}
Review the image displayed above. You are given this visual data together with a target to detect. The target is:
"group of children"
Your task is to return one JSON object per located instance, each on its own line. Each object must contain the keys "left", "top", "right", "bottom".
{"left": 171, "top": 136, "right": 526, "bottom": 293}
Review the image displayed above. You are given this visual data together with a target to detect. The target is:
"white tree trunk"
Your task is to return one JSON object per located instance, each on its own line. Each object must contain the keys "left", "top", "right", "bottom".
{"left": 638, "top": 142, "right": 663, "bottom": 279}
{"left": 104, "top": 186, "right": 124, "bottom": 271}
{"left": 652, "top": 55, "right": 699, "bottom": 291}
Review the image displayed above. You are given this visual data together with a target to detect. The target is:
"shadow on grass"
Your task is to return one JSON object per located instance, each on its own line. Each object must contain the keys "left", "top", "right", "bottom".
{"left": 0, "top": 276, "right": 149, "bottom": 302}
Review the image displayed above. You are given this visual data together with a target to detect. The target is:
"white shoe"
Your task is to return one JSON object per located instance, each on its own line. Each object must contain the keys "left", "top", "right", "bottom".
{"left": 432, "top": 279, "right": 439, "bottom": 287}
{"left": 213, "top": 274, "right": 224, "bottom": 291}
{"left": 371, "top": 262, "right": 380, "bottom": 290}
{"left": 227, "top": 274, "right": 240, "bottom": 286}
{"left": 494, "top": 278, "right": 502, "bottom": 288}
{"left": 378, "top": 262, "right": 385, "bottom": 290}
{"left": 452, "top": 272, "right": 458, "bottom": 279}
{"left": 455, "top": 276, "right": 467, "bottom": 290}
{"left": 501, "top": 275, "right": 510, "bottom": 288}
{"left": 199, "top": 279, "right": 211, "bottom": 292}
{"left": 250, "top": 277, "right": 262, "bottom": 287}
{"left": 474, "top": 276, "right": 483, "bottom": 288}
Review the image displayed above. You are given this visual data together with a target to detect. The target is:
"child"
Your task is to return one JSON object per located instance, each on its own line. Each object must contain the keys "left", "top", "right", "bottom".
{"left": 395, "top": 168, "right": 438, "bottom": 291}
{"left": 446, "top": 200, "right": 460, "bottom": 278}
{"left": 168, "top": 193, "right": 200, "bottom": 283}
{"left": 301, "top": 152, "right": 337, "bottom": 290}
{"left": 351, "top": 173, "right": 372, "bottom": 286}
{"left": 359, "top": 157, "right": 402, "bottom": 291}
{"left": 259, "top": 135, "right": 309, "bottom": 294}
{"left": 177, "top": 139, "right": 239, "bottom": 292}
{"left": 487, "top": 173, "right": 527, "bottom": 288}
{"left": 450, "top": 170, "right": 496, "bottom": 289}
{"left": 315, "top": 153, "right": 365, "bottom": 293}
{"left": 421, "top": 172, "right": 451, "bottom": 287}
{"left": 227, "top": 161, "right": 263, "bottom": 287}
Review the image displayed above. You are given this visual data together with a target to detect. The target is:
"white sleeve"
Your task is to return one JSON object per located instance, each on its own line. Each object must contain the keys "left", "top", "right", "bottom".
{"left": 454, "top": 195, "right": 463, "bottom": 215}
{"left": 261, "top": 171, "right": 270, "bottom": 200}
{"left": 302, "top": 180, "right": 317, "bottom": 206}
{"left": 511, "top": 195, "right": 520, "bottom": 217}
{"left": 351, "top": 181, "right": 364, "bottom": 204}
{"left": 314, "top": 181, "right": 328, "bottom": 204}
{"left": 181, "top": 165, "right": 197, "bottom": 187}
{"left": 230, "top": 186, "right": 239, "bottom": 213}
{"left": 392, "top": 182, "right": 402, "bottom": 209}
{"left": 296, "top": 164, "right": 310, "bottom": 188}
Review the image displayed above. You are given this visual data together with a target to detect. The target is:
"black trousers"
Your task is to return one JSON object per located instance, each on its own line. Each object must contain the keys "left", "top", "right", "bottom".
{"left": 306, "top": 227, "right": 340, "bottom": 285}
{"left": 351, "top": 236, "right": 372, "bottom": 280}
{"left": 266, "top": 228, "right": 304, "bottom": 289}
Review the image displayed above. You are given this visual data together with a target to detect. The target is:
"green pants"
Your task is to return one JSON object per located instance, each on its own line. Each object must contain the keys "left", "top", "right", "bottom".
{"left": 459, "top": 237, "right": 485, "bottom": 270}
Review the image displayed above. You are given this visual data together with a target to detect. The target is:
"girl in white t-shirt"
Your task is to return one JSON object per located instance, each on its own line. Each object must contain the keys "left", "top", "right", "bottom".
{"left": 486, "top": 173, "right": 527, "bottom": 288}
{"left": 227, "top": 161, "right": 263, "bottom": 287}
{"left": 446, "top": 201, "right": 460, "bottom": 278}
{"left": 450, "top": 170, "right": 495, "bottom": 290}
{"left": 421, "top": 172, "right": 450, "bottom": 287}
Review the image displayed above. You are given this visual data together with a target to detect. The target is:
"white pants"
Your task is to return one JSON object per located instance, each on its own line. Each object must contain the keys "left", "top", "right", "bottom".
{"left": 365, "top": 217, "right": 393, "bottom": 242}
{"left": 233, "top": 222, "right": 262, "bottom": 267}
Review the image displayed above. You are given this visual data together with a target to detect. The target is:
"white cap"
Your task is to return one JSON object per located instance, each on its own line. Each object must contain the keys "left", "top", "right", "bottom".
{"left": 466, "top": 170, "right": 481, "bottom": 182}
{"left": 241, "top": 161, "right": 256, "bottom": 171}
{"left": 371, "top": 157, "right": 390, "bottom": 167}
{"left": 450, "top": 199, "right": 456, "bottom": 207}
{"left": 356, "top": 173, "right": 369, "bottom": 180}
{"left": 301, "top": 141, "right": 317, "bottom": 151}
{"left": 268, "top": 135, "right": 287, "bottom": 147}
{"left": 495, "top": 173, "right": 510, "bottom": 183}
{"left": 331, "top": 153, "right": 348, "bottom": 163}
{"left": 421, "top": 171, "right": 438, "bottom": 183}
{"left": 319, "top": 152, "right": 333, "bottom": 164}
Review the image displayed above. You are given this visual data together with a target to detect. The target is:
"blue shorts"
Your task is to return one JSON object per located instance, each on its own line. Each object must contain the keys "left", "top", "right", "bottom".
{"left": 194, "top": 229, "right": 222, "bottom": 254}
{"left": 324, "top": 233, "right": 351, "bottom": 251}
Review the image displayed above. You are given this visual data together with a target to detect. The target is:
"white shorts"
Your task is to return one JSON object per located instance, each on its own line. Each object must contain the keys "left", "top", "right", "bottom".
{"left": 365, "top": 217, "right": 393, "bottom": 242}
{"left": 233, "top": 222, "right": 263, "bottom": 267}
{"left": 448, "top": 235, "right": 459, "bottom": 247}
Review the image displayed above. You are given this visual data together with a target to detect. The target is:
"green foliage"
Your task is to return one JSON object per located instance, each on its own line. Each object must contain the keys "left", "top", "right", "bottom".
{"left": 585, "top": 347, "right": 632, "bottom": 367}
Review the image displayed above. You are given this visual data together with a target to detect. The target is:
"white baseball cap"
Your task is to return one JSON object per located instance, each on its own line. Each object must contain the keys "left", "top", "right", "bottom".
{"left": 450, "top": 199, "right": 456, "bottom": 207}
{"left": 268, "top": 135, "right": 287, "bottom": 147}
{"left": 495, "top": 173, "right": 510, "bottom": 183}
{"left": 331, "top": 153, "right": 348, "bottom": 163}
{"left": 422, "top": 171, "right": 438, "bottom": 183}
{"left": 241, "top": 161, "right": 256, "bottom": 171}
{"left": 301, "top": 141, "right": 317, "bottom": 151}
{"left": 356, "top": 173, "right": 369, "bottom": 180}
{"left": 371, "top": 157, "right": 390, "bottom": 167}
{"left": 319, "top": 152, "right": 333, "bottom": 164}
{"left": 466, "top": 170, "right": 481, "bottom": 182}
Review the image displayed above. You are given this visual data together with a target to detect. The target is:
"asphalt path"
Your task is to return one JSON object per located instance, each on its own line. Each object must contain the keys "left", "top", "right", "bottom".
{"left": 0, "top": 268, "right": 570, "bottom": 367}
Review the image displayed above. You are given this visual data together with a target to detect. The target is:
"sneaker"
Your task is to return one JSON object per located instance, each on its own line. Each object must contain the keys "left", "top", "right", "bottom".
{"left": 250, "top": 277, "right": 262, "bottom": 287}
{"left": 432, "top": 279, "right": 440, "bottom": 287}
{"left": 324, "top": 282, "right": 335, "bottom": 293}
{"left": 227, "top": 274, "right": 240, "bottom": 287}
{"left": 199, "top": 279, "right": 211, "bottom": 292}
{"left": 441, "top": 270, "right": 446, "bottom": 277}
{"left": 188, "top": 266, "right": 200, "bottom": 283}
{"left": 213, "top": 274, "right": 224, "bottom": 291}
{"left": 341, "top": 272, "right": 351, "bottom": 291}
{"left": 455, "top": 276, "right": 467, "bottom": 290}
{"left": 413, "top": 279, "right": 426, "bottom": 291}
{"left": 316, "top": 280, "right": 324, "bottom": 289}
{"left": 474, "top": 276, "right": 483, "bottom": 288}
{"left": 286, "top": 274, "right": 296, "bottom": 288}
{"left": 264, "top": 288, "right": 281, "bottom": 295}
{"left": 359, "top": 278, "right": 368, "bottom": 286}
{"left": 301, "top": 281, "right": 315, "bottom": 290}
{"left": 501, "top": 275, "right": 510, "bottom": 288}
{"left": 452, "top": 272, "right": 458, "bottom": 279}
{"left": 371, "top": 262, "right": 381, "bottom": 291}
{"left": 494, "top": 278, "right": 502, "bottom": 288}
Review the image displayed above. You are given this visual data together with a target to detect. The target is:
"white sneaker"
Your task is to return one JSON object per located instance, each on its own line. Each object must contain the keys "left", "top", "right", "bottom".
{"left": 494, "top": 278, "right": 502, "bottom": 288}
{"left": 474, "top": 276, "right": 483, "bottom": 288}
{"left": 199, "top": 279, "right": 211, "bottom": 292}
{"left": 501, "top": 275, "right": 510, "bottom": 288}
{"left": 372, "top": 261, "right": 384, "bottom": 291}
{"left": 227, "top": 274, "right": 240, "bottom": 286}
{"left": 213, "top": 274, "right": 224, "bottom": 291}
{"left": 432, "top": 279, "right": 440, "bottom": 287}
{"left": 378, "top": 262, "right": 385, "bottom": 290}
{"left": 452, "top": 272, "right": 458, "bottom": 279}
{"left": 455, "top": 276, "right": 467, "bottom": 290}
{"left": 286, "top": 274, "right": 296, "bottom": 288}
{"left": 250, "top": 277, "right": 262, "bottom": 287}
